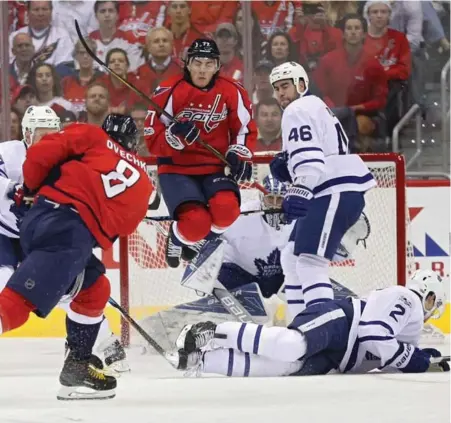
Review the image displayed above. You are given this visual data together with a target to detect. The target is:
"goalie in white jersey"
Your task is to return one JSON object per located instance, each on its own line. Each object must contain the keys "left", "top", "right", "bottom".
{"left": 0, "top": 106, "right": 128, "bottom": 372}
{"left": 268, "top": 62, "right": 376, "bottom": 319}
{"left": 172, "top": 270, "right": 448, "bottom": 376}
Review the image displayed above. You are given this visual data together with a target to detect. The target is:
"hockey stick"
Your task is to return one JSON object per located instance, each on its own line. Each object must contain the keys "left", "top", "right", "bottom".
{"left": 108, "top": 297, "right": 167, "bottom": 358}
{"left": 74, "top": 20, "right": 230, "bottom": 167}
{"left": 145, "top": 207, "right": 283, "bottom": 222}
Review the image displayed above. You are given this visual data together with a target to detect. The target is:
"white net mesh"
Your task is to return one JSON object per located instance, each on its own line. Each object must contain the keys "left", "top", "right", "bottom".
{"left": 122, "top": 153, "right": 414, "bottom": 341}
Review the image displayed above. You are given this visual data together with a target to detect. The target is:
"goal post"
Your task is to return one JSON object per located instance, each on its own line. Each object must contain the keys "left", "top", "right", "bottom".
{"left": 118, "top": 152, "right": 414, "bottom": 345}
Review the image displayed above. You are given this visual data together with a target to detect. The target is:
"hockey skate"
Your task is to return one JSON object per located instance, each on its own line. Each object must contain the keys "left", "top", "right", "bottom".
{"left": 166, "top": 223, "right": 183, "bottom": 268}
{"left": 176, "top": 321, "right": 217, "bottom": 353}
{"left": 181, "top": 239, "right": 206, "bottom": 262}
{"left": 57, "top": 351, "right": 117, "bottom": 400}
{"left": 96, "top": 335, "right": 130, "bottom": 374}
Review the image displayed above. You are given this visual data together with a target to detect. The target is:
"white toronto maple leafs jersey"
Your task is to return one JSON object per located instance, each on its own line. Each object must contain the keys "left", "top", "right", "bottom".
{"left": 0, "top": 140, "right": 27, "bottom": 238}
{"left": 281, "top": 94, "right": 376, "bottom": 197}
{"left": 222, "top": 201, "right": 294, "bottom": 278}
{"left": 340, "top": 286, "right": 424, "bottom": 373}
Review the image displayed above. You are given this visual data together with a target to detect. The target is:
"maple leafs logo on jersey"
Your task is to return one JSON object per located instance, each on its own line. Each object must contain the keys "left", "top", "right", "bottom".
{"left": 254, "top": 249, "right": 282, "bottom": 280}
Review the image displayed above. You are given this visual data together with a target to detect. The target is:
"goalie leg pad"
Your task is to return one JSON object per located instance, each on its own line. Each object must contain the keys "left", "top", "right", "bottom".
{"left": 214, "top": 322, "right": 307, "bottom": 362}
{"left": 176, "top": 202, "right": 212, "bottom": 243}
{"left": 203, "top": 348, "right": 303, "bottom": 377}
{"left": 208, "top": 190, "right": 240, "bottom": 229}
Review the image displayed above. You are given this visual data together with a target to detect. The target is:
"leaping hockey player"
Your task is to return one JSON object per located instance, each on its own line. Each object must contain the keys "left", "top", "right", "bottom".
{"left": 144, "top": 38, "right": 257, "bottom": 268}
{"left": 0, "top": 111, "right": 153, "bottom": 400}
{"left": 0, "top": 106, "right": 130, "bottom": 373}
{"left": 171, "top": 270, "right": 449, "bottom": 376}
{"left": 268, "top": 62, "right": 376, "bottom": 318}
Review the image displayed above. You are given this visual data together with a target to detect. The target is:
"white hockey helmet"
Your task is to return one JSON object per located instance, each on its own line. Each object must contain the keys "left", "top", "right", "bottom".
{"left": 269, "top": 61, "right": 309, "bottom": 96}
{"left": 22, "top": 106, "right": 61, "bottom": 146}
{"left": 407, "top": 270, "right": 446, "bottom": 320}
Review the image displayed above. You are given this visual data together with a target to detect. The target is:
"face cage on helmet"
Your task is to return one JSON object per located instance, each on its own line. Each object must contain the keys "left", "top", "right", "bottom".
{"left": 24, "top": 122, "right": 60, "bottom": 146}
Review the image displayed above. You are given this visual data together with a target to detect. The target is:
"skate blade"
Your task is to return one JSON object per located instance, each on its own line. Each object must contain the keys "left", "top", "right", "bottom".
{"left": 57, "top": 385, "right": 116, "bottom": 401}
{"left": 175, "top": 325, "right": 192, "bottom": 350}
{"left": 107, "top": 359, "right": 131, "bottom": 374}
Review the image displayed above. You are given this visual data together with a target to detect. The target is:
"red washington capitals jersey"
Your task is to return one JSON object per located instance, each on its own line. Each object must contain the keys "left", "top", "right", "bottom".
{"left": 144, "top": 75, "right": 257, "bottom": 175}
{"left": 23, "top": 123, "right": 153, "bottom": 249}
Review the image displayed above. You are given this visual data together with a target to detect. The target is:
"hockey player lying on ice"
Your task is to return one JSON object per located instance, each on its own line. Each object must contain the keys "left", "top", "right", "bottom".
{"left": 0, "top": 110, "right": 152, "bottom": 400}
{"left": 0, "top": 106, "right": 130, "bottom": 374}
{"left": 169, "top": 270, "right": 448, "bottom": 376}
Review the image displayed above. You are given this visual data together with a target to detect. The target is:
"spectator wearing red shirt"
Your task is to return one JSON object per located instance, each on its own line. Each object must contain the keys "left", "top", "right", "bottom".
{"left": 61, "top": 38, "right": 103, "bottom": 116}
{"left": 363, "top": 1, "right": 411, "bottom": 81}
{"left": 215, "top": 24, "right": 244, "bottom": 82}
{"left": 8, "top": 1, "right": 27, "bottom": 32}
{"left": 266, "top": 31, "right": 298, "bottom": 66}
{"left": 316, "top": 14, "right": 388, "bottom": 147}
{"left": 251, "top": 1, "right": 294, "bottom": 39}
{"left": 289, "top": 2, "right": 342, "bottom": 75}
{"left": 363, "top": 1, "right": 411, "bottom": 133}
{"left": 166, "top": 1, "right": 204, "bottom": 61}
{"left": 252, "top": 59, "right": 275, "bottom": 105}
{"left": 255, "top": 98, "right": 282, "bottom": 152}
{"left": 190, "top": 1, "right": 239, "bottom": 35}
{"left": 118, "top": 1, "right": 166, "bottom": 44}
{"left": 98, "top": 48, "right": 145, "bottom": 114}
{"left": 26, "top": 62, "right": 75, "bottom": 116}
{"left": 233, "top": 6, "right": 265, "bottom": 64}
{"left": 136, "top": 27, "right": 182, "bottom": 95}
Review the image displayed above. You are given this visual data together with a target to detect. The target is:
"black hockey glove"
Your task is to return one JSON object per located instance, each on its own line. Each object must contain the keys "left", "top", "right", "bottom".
{"left": 8, "top": 183, "right": 33, "bottom": 223}
{"left": 165, "top": 119, "right": 200, "bottom": 151}
{"left": 269, "top": 152, "right": 292, "bottom": 183}
{"left": 225, "top": 145, "right": 253, "bottom": 182}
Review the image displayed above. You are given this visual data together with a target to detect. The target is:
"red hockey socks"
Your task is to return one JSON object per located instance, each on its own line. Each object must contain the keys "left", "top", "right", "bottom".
{"left": 0, "top": 287, "right": 36, "bottom": 334}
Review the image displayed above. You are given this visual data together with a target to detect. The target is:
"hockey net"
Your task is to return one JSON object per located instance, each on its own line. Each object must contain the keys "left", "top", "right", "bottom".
{"left": 119, "top": 152, "right": 415, "bottom": 345}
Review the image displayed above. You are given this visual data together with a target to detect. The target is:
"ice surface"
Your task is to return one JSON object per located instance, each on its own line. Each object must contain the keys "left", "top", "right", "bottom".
{"left": 0, "top": 338, "right": 449, "bottom": 423}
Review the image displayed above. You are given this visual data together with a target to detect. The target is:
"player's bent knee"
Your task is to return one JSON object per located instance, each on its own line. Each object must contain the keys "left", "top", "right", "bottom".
{"left": 70, "top": 274, "right": 111, "bottom": 323}
{"left": 176, "top": 203, "right": 212, "bottom": 242}
{"left": 297, "top": 254, "right": 329, "bottom": 270}
{"left": 281, "top": 242, "right": 296, "bottom": 272}
{"left": 0, "top": 287, "right": 35, "bottom": 333}
{"left": 208, "top": 191, "right": 240, "bottom": 229}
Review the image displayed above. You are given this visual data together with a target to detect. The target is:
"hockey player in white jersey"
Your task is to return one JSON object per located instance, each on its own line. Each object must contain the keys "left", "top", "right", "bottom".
{"left": 171, "top": 270, "right": 448, "bottom": 376}
{"left": 0, "top": 106, "right": 128, "bottom": 372}
{"left": 268, "top": 62, "right": 376, "bottom": 319}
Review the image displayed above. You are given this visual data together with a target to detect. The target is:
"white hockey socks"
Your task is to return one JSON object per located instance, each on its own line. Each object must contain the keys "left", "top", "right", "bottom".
{"left": 296, "top": 254, "right": 333, "bottom": 308}
{"left": 214, "top": 322, "right": 307, "bottom": 362}
{"left": 281, "top": 242, "right": 305, "bottom": 321}
{"left": 203, "top": 348, "right": 303, "bottom": 377}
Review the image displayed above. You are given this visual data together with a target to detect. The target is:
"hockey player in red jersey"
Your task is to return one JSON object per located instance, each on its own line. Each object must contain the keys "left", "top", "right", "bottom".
{"left": 144, "top": 38, "right": 257, "bottom": 268}
{"left": 0, "top": 114, "right": 152, "bottom": 400}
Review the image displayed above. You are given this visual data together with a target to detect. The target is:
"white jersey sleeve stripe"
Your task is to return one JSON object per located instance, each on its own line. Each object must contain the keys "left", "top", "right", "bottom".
{"left": 235, "top": 88, "right": 251, "bottom": 146}
{"left": 0, "top": 220, "right": 19, "bottom": 237}
{"left": 359, "top": 320, "right": 395, "bottom": 336}
{"left": 289, "top": 146, "right": 323, "bottom": 159}
{"left": 293, "top": 158, "right": 325, "bottom": 172}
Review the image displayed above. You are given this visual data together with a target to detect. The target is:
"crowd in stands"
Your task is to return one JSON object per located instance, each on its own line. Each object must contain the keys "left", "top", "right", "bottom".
{"left": 5, "top": 0, "right": 450, "bottom": 155}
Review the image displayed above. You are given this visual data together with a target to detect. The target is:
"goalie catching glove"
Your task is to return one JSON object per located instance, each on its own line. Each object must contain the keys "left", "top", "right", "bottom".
{"left": 225, "top": 144, "right": 253, "bottom": 182}
{"left": 165, "top": 119, "right": 200, "bottom": 151}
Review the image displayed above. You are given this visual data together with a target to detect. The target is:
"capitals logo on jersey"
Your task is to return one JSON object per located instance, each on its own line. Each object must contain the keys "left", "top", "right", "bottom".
{"left": 176, "top": 94, "right": 227, "bottom": 133}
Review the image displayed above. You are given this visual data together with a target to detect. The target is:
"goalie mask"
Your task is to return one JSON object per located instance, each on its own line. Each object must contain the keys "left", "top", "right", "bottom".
{"left": 407, "top": 270, "right": 446, "bottom": 321}
{"left": 262, "top": 175, "right": 287, "bottom": 230}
